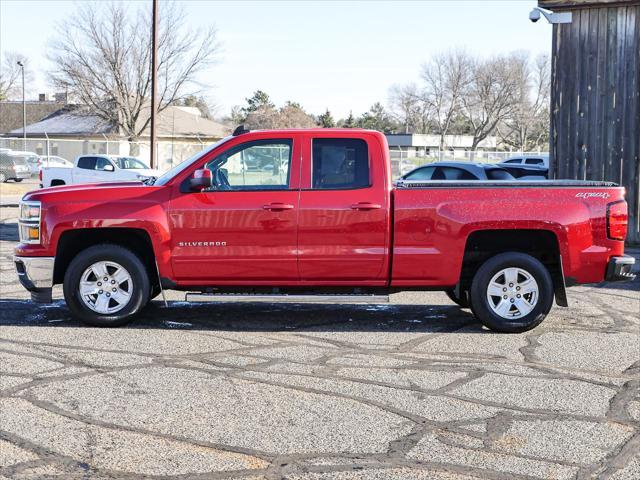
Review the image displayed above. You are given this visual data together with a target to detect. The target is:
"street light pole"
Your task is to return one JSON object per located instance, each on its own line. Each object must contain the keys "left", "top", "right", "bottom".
{"left": 17, "top": 61, "right": 26, "bottom": 150}
{"left": 150, "top": 0, "right": 158, "bottom": 169}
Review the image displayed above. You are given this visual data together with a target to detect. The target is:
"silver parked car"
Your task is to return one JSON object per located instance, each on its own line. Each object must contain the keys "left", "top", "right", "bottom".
{"left": 9, "top": 151, "right": 41, "bottom": 175}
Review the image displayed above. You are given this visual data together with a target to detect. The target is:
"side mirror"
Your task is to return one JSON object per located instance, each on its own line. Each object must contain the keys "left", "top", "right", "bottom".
{"left": 189, "top": 169, "right": 212, "bottom": 192}
{"left": 103, "top": 164, "right": 115, "bottom": 172}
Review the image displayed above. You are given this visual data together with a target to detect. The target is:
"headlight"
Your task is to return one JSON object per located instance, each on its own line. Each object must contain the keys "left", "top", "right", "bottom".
{"left": 19, "top": 200, "right": 41, "bottom": 244}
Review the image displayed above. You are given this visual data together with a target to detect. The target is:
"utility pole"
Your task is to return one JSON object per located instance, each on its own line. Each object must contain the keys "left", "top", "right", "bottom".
{"left": 150, "top": 0, "right": 158, "bottom": 168}
{"left": 17, "top": 61, "right": 26, "bottom": 150}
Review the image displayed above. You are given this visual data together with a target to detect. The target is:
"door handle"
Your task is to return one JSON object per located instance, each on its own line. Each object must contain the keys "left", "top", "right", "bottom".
{"left": 351, "top": 202, "right": 382, "bottom": 211}
{"left": 263, "top": 202, "right": 295, "bottom": 211}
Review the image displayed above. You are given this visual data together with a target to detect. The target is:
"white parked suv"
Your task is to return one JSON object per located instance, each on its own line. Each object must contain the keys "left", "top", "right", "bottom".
{"left": 501, "top": 154, "right": 549, "bottom": 168}
{"left": 40, "top": 154, "right": 163, "bottom": 188}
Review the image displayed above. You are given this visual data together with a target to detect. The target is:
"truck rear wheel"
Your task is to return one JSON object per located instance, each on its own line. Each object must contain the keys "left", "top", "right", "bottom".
{"left": 63, "top": 244, "right": 149, "bottom": 327}
{"left": 470, "top": 252, "right": 553, "bottom": 333}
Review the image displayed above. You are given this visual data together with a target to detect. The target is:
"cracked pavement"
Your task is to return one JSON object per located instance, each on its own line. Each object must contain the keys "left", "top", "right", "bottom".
{"left": 1, "top": 206, "right": 639, "bottom": 479}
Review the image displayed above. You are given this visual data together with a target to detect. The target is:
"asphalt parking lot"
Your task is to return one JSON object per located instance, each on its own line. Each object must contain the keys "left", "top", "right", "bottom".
{"left": 0, "top": 205, "right": 639, "bottom": 480}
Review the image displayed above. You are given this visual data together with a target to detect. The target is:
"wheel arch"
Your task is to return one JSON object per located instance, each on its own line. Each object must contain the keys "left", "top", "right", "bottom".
{"left": 54, "top": 228, "right": 159, "bottom": 292}
{"left": 460, "top": 229, "right": 567, "bottom": 307}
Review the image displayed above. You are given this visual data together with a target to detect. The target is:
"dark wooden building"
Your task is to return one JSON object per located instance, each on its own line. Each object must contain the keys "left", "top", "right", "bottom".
{"left": 540, "top": 0, "right": 640, "bottom": 244}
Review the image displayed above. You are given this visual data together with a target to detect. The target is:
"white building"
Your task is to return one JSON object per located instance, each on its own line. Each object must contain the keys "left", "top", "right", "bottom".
{"left": 386, "top": 133, "right": 499, "bottom": 159}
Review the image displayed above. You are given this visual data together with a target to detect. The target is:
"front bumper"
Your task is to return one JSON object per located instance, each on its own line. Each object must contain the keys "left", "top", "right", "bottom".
{"left": 14, "top": 256, "right": 55, "bottom": 302}
{"left": 605, "top": 255, "right": 637, "bottom": 282}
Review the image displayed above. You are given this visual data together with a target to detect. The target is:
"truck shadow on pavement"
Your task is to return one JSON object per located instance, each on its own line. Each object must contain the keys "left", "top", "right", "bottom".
{"left": 0, "top": 299, "right": 480, "bottom": 333}
{"left": 0, "top": 222, "right": 18, "bottom": 242}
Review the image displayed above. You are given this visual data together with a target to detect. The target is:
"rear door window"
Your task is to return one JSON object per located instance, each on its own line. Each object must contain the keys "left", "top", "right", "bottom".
{"left": 11, "top": 155, "right": 29, "bottom": 167}
{"left": 312, "top": 138, "right": 369, "bottom": 189}
{"left": 436, "top": 167, "right": 478, "bottom": 180}
{"left": 404, "top": 166, "right": 435, "bottom": 180}
{"left": 77, "top": 157, "right": 97, "bottom": 170}
{"left": 525, "top": 158, "right": 544, "bottom": 165}
{"left": 486, "top": 169, "right": 514, "bottom": 180}
{"left": 504, "top": 158, "right": 522, "bottom": 164}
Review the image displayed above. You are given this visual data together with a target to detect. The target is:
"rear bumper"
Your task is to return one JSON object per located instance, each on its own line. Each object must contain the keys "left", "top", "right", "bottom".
{"left": 14, "top": 171, "right": 31, "bottom": 179}
{"left": 605, "top": 255, "right": 636, "bottom": 282}
{"left": 14, "top": 256, "right": 55, "bottom": 302}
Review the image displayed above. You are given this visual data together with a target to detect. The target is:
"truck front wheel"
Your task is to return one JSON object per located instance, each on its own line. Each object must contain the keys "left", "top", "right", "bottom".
{"left": 470, "top": 252, "right": 553, "bottom": 333}
{"left": 63, "top": 244, "right": 150, "bottom": 327}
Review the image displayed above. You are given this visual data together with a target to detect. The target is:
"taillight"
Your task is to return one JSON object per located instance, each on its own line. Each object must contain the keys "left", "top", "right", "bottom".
{"left": 39, "top": 169, "right": 42, "bottom": 181}
{"left": 607, "top": 200, "right": 628, "bottom": 241}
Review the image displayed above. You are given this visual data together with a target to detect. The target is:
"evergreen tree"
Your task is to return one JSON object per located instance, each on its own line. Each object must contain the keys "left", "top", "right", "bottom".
{"left": 243, "top": 90, "right": 275, "bottom": 116}
{"left": 342, "top": 111, "right": 357, "bottom": 128}
{"left": 318, "top": 108, "right": 336, "bottom": 128}
{"left": 358, "top": 102, "right": 396, "bottom": 132}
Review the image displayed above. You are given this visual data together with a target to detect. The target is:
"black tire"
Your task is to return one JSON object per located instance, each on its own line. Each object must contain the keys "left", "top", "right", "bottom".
{"left": 63, "top": 244, "right": 150, "bottom": 327}
{"left": 445, "top": 288, "right": 470, "bottom": 308}
{"left": 15, "top": 178, "right": 23, "bottom": 182}
{"left": 470, "top": 252, "right": 553, "bottom": 333}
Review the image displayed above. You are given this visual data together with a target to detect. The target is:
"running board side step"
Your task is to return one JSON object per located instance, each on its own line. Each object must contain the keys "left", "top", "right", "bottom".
{"left": 185, "top": 293, "right": 390, "bottom": 304}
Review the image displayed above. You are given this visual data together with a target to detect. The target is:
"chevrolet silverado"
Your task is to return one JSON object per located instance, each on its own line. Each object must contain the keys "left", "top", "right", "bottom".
{"left": 15, "top": 128, "right": 636, "bottom": 332}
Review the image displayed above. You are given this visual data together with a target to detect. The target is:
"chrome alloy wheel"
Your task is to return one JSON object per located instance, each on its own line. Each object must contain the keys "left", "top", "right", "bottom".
{"left": 79, "top": 261, "right": 133, "bottom": 314}
{"left": 486, "top": 267, "right": 539, "bottom": 319}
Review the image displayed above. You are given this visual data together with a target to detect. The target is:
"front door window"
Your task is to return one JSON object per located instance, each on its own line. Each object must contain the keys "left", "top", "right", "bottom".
{"left": 205, "top": 140, "right": 292, "bottom": 190}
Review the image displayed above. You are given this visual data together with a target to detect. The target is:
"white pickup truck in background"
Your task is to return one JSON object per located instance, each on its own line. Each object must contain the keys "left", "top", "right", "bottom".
{"left": 40, "top": 155, "right": 163, "bottom": 188}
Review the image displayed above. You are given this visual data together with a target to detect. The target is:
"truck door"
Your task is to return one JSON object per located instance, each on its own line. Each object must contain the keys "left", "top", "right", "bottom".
{"left": 168, "top": 137, "right": 301, "bottom": 283}
{"left": 297, "top": 134, "right": 390, "bottom": 283}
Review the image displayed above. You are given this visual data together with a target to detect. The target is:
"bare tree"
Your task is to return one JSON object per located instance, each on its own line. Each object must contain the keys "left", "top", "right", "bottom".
{"left": 48, "top": 1, "right": 219, "bottom": 147}
{"left": 388, "top": 83, "right": 432, "bottom": 134}
{"left": 277, "top": 103, "right": 317, "bottom": 129}
{"left": 498, "top": 53, "right": 551, "bottom": 151}
{"left": 459, "top": 54, "right": 521, "bottom": 155}
{"left": 0, "top": 52, "right": 34, "bottom": 100}
{"left": 421, "top": 50, "right": 473, "bottom": 155}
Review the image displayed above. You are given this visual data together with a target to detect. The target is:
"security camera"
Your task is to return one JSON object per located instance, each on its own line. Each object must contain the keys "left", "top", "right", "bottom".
{"left": 529, "top": 7, "right": 572, "bottom": 24}
{"left": 529, "top": 8, "right": 541, "bottom": 23}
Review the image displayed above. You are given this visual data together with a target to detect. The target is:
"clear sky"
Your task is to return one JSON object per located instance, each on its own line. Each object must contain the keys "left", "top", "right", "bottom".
{"left": 0, "top": 0, "right": 550, "bottom": 118}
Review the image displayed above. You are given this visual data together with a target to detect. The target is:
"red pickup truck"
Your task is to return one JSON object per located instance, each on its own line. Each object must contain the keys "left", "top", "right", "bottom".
{"left": 14, "top": 128, "right": 635, "bottom": 332}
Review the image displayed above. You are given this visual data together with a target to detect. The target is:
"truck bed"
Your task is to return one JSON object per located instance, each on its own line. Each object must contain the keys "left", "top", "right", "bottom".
{"left": 391, "top": 182, "right": 626, "bottom": 287}
{"left": 394, "top": 179, "right": 618, "bottom": 188}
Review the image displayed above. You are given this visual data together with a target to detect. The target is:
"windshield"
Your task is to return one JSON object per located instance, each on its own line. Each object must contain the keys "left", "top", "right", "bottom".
{"left": 115, "top": 157, "right": 149, "bottom": 170}
{"left": 154, "top": 137, "right": 231, "bottom": 186}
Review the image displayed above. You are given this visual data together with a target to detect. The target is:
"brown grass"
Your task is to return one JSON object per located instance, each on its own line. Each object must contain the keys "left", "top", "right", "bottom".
{"left": 0, "top": 181, "right": 39, "bottom": 198}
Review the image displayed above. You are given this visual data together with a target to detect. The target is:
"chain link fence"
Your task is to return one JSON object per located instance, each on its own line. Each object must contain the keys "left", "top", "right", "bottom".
{"left": 389, "top": 149, "right": 548, "bottom": 178}
{"left": 0, "top": 137, "right": 209, "bottom": 172}
{"left": 1, "top": 136, "right": 548, "bottom": 180}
